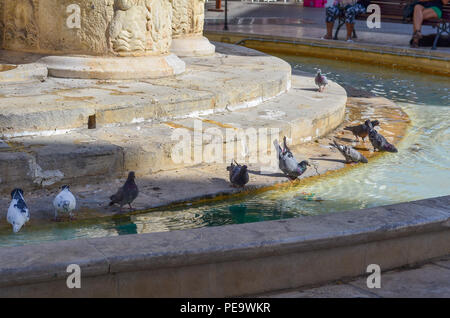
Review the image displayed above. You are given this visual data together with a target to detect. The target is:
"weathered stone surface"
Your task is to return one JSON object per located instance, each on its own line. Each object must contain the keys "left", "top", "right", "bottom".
{"left": 0, "top": 44, "right": 291, "bottom": 134}
{"left": 0, "top": 0, "right": 176, "bottom": 56}
{"left": 0, "top": 196, "right": 447, "bottom": 297}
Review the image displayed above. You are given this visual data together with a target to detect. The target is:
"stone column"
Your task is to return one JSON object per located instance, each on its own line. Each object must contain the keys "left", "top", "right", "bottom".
{"left": 170, "top": 0, "right": 215, "bottom": 57}
{"left": 0, "top": 0, "right": 186, "bottom": 79}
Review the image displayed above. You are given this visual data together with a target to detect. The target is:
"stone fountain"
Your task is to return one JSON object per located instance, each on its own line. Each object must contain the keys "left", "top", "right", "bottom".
{"left": 0, "top": 0, "right": 215, "bottom": 79}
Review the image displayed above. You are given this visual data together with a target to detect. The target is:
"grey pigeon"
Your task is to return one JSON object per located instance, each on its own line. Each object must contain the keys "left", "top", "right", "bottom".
{"left": 274, "top": 136, "right": 310, "bottom": 180}
{"left": 315, "top": 69, "right": 328, "bottom": 92}
{"left": 344, "top": 119, "right": 380, "bottom": 142}
{"left": 109, "top": 171, "right": 139, "bottom": 211}
{"left": 226, "top": 160, "right": 249, "bottom": 187}
{"left": 366, "top": 120, "right": 398, "bottom": 153}
{"left": 330, "top": 140, "right": 368, "bottom": 163}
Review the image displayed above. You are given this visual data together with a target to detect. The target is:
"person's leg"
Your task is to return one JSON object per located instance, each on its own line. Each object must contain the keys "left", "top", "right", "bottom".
{"left": 324, "top": 5, "right": 340, "bottom": 39}
{"left": 344, "top": 4, "right": 358, "bottom": 41}
{"left": 346, "top": 23, "right": 354, "bottom": 41}
{"left": 412, "top": 5, "right": 438, "bottom": 47}
{"left": 413, "top": 4, "right": 425, "bottom": 33}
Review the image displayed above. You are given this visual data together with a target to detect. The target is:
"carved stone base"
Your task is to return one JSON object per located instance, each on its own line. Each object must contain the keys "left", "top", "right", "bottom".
{"left": 170, "top": 36, "right": 215, "bottom": 57}
{"left": 38, "top": 54, "right": 186, "bottom": 80}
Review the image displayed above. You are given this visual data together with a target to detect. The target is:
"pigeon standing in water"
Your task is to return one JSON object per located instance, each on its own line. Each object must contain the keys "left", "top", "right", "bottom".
{"left": 53, "top": 185, "right": 77, "bottom": 221}
{"left": 330, "top": 140, "right": 368, "bottom": 163}
{"left": 226, "top": 160, "right": 249, "bottom": 188}
{"left": 7, "top": 189, "right": 30, "bottom": 233}
{"left": 109, "top": 171, "right": 139, "bottom": 212}
{"left": 315, "top": 69, "right": 328, "bottom": 92}
{"left": 274, "top": 136, "right": 310, "bottom": 180}
{"left": 366, "top": 120, "right": 398, "bottom": 153}
{"left": 344, "top": 120, "right": 380, "bottom": 142}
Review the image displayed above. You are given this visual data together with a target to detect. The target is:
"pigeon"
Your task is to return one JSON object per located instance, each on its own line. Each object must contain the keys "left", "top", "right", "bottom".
{"left": 315, "top": 69, "right": 328, "bottom": 92}
{"left": 7, "top": 189, "right": 30, "bottom": 233}
{"left": 344, "top": 120, "right": 380, "bottom": 142}
{"left": 330, "top": 140, "right": 368, "bottom": 163}
{"left": 226, "top": 160, "right": 249, "bottom": 188}
{"left": 53, "top": 185, "right": 77, "bottom": 221}
{"left": 274, "top": 136, "right": 310, "bottom": 180}
{"left": 109, "top": 171, "right": 139, "bottom": 211}
{"left": 366, "top": 120, "right": 398, "bottom": 153}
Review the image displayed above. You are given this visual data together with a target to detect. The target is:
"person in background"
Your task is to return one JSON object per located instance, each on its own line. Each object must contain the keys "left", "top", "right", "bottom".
{"left": 411, "top": 0, "right": 449, "bottom": 47}
{"left": 322, "top": 0, "right": 371, "bottom": 42}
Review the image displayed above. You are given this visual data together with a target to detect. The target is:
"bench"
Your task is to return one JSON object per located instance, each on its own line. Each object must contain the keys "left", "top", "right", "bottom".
{"left": 333, "top": 0, "right": 450, "bottom": 50}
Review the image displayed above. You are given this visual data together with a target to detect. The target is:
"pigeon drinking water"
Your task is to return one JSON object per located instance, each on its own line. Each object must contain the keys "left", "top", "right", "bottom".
{"left": 53, "top": 185, "right": 76, "bottom": 221}
{"left": 7, "top": 189, "right": 30, "bottom": 233}
{"left": 226, "top": 160, "right": 249, "bottom": 188}
{"left": 109, "top": 171, "right": 139, "bottom": 212}
{"left": 344, "top": 120, "right": 380, "bottom": 142}
{"left": 274, "top": 136, "right": 310, "bottom": 180}
{"left": 315, "top": 69, "right": 328, "bottom": 92}
{"left": 330, "top": 140, "right": 368, "bottom": 163}
{"left": 366, "top": 120, "right": 398, "bottom": 153}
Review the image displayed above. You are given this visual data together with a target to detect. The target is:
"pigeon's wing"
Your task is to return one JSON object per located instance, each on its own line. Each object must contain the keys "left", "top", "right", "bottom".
{"left": 348, "top": 147, "right": 367, "bottom": 163}
{"left": 7, "top": 200, "right": 17, "bottom": 224}
{"left": 110, "top": 186, "right": 124, "bottom": 204}
{"left": 230, "top": 166, "right": 241, "bottom": 184}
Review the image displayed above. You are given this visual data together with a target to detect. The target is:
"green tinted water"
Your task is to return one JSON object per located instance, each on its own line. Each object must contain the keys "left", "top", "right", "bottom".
{"left": 1, "top": 55, "right": 449, "bottom": 247}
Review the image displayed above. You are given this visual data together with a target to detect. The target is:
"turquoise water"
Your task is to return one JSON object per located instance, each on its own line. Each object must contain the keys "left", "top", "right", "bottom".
{"left": 0, "top": 55, "right": 449, "bottom": 247}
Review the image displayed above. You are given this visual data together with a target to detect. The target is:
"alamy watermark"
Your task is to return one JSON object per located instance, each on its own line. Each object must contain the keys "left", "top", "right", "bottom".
{"left": 366, "top": 4, "right": 381, "bottom": 29}
{"left": 66, "top": 264, "right": 81, "bottom": 289}
{"left": 170, "top": 119, "right": 282, "bottom": 174}
{"left": 366, "top": 264, "right": 381, "bottom": 288}
{"left": 66, "top": 4, "right": 81, "bottom": 29}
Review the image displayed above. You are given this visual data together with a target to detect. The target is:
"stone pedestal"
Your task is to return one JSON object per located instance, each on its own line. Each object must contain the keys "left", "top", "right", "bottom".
{"left": 170, "top": 0, "right": 215, "bottom": 57}
{"left": 0, "top": 0, "right": 187, "bottom": 79}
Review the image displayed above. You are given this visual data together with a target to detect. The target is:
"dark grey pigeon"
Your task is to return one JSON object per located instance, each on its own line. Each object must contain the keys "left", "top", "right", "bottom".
{"left": 344, "top": 119, "right": 380, "bottom": 142}
{"left": 330, "top": 140, "right": 368, "bottom": 163}
{"left": 226, "top": 160, "right": 249, "bottom": 188}
{"left": 315, "top": 69, "right": 328, "bottom": 92}
{"left": 366, "top": 120, "right": 398, "bottom": 153}
{"left": 109, "top": 171, "right": 139, "bottom": 211}
{"left": 274, "top": 136, "right": 310, "bottom": 180}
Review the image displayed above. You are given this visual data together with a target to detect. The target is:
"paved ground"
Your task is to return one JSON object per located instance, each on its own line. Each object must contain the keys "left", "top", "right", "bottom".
{"left": 205, "top": 1, "right": 450, "bottom": 52}
{"left": 257, "top": 254, "right": 450, "bottom": 297}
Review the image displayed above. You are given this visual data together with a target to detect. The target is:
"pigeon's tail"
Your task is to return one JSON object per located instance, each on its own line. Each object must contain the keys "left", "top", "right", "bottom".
{"left": 109, "top": 195, "right": 116, "bottom": 206}
{"left": 329, "top": 140, "right": 340, "bottom": 150}
{"left": 343, "top": 126, "right": 356, "bottom": 132}
{"left": 273, "top": 139, "right": 282, "bottom": 157}
{"left": 226, "top": 160, "right": 235, "bottom": 171}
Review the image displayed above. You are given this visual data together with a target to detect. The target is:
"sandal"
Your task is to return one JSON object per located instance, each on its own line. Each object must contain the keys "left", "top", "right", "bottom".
{"left": 411, "top": 31, "right": 422, "bottom": 48}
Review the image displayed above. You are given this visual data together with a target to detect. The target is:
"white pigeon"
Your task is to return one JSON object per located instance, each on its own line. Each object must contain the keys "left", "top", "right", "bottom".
{"left": 53, "top": 185, "right": 77, "bottom": 221}
{"left": 7, "top": 189, "right": 30, "bottom": 233}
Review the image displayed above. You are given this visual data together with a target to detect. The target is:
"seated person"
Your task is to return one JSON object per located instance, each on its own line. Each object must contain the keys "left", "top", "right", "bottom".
{"left": 322, "top": 0, "right": 371, "bottom": 42}
{"left": 411, "top": 0, "right": 449, "bottom": 47}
